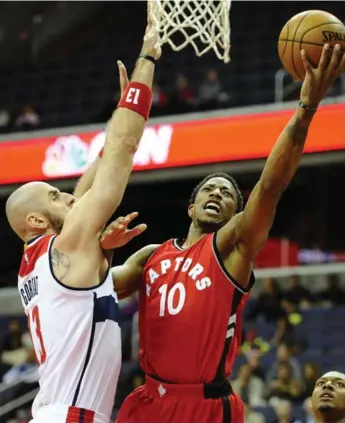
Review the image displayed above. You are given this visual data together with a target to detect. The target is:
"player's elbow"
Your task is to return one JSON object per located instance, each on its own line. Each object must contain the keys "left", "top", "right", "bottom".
{"left": 124, "top": 135, "right": 140, "bottom": 155}
{"left": 105, "top": 133, "right": 138, "bottom": 156}
{"left": 107, "top": 116, "right": 144, "bottom": 156}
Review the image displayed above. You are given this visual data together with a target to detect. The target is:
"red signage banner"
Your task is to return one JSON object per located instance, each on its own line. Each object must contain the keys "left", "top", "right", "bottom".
{"left": 0, "top": 103, "right": 344, "bottom": 185}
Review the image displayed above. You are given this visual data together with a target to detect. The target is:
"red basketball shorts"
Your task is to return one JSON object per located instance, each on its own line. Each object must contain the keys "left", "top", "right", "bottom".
{"left": 116, "top": 375, "right": 244, "bottom": 423}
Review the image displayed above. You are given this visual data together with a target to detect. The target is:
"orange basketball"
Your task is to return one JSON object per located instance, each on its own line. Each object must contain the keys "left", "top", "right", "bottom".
{"left": 278, "top": 10, "right": 345, "bottom": 80}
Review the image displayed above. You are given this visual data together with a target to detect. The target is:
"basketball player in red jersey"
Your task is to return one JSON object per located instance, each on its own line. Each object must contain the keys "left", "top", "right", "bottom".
{"left": 311, "top": 371, "right": 345, "bottom": 423}
{"left": 77, "top": 45, "right": 345, "bottom": 423}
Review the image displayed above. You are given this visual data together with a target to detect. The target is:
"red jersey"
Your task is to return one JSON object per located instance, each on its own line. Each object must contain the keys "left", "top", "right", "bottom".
{"left": 139, "top": 232, "right": 254, "bottom": 384}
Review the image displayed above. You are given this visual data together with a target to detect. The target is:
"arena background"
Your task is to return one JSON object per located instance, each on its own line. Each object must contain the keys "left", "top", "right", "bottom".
{"left": 0, "top": 1, "right": 345, "bottom": 422}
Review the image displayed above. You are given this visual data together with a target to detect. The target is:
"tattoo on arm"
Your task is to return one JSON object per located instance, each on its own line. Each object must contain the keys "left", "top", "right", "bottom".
{"left": 286, "top": 119, "right": 310, "bottom": 148}
{"left": 51, "top": 248, "right": 71, "bottom": 281}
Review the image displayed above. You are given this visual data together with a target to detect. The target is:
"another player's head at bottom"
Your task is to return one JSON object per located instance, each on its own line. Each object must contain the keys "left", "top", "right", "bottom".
{"left": 6, "top": 181, "right": 75, "bottom": 241}
{"left": 188, "top": 172, "right": 243, "bottom": 233}
{"left": 311, "top": 371, "right": 345, "bottom": 422}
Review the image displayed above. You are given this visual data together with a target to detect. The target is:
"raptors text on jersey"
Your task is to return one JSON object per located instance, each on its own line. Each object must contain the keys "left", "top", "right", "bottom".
{"left": 139, "top": 233, "right": 255, "bottom": 384}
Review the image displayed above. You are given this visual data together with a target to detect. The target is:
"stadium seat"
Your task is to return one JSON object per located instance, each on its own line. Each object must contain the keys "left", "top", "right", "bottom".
{"left": 253, "top": 406, "right": 276, "bottom": 423}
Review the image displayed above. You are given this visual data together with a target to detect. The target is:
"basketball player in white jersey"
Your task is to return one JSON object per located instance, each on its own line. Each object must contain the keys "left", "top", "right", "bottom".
{"left": 5, "top": 4, "right": 161, "bottom": 422}
{"left": 311, "top": 371, "right": 345, "bottom": 423}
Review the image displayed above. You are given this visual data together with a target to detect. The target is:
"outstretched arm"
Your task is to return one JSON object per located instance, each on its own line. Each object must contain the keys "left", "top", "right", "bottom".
{"left": 112, "top": 244, "right": 159, "bottom": 299}
{"left": 217, "top": 45, "right": 345, "bottom": 260}
{"left": 73, "top": 62, "right": 129, "bottom": 200}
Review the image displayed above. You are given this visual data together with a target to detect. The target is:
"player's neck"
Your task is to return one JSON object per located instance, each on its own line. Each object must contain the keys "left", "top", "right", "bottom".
{"left": 24, "top": 228, "right": 56, "bottom": 243}
{"left": 183, "top": 224, "right": 207, "bottom": 248}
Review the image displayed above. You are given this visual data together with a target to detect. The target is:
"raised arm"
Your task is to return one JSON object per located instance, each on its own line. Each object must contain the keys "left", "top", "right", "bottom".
{"left": 217, "top": 45, "right": 345, "bottom": 277}
{"left": 73, "top": 62, "right": 129, "bottom": 200}
{"left": 57, "top": 5, "right": 161, "bottom": 250}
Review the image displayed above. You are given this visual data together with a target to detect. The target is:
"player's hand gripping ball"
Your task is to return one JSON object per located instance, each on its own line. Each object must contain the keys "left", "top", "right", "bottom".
{"left": 278, "top": 10, "right": 345, "bottom": 80}
{"left": 299, "top": 42, "right": 345, "bottom": 108}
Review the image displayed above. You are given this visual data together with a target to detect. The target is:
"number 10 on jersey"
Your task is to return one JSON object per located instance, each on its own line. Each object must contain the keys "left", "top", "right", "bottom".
{"left": 159, "top": 283, "right": 186, "bottom": 316}
{"left": 28, "top": 305, "right": 47, "bottom": 365}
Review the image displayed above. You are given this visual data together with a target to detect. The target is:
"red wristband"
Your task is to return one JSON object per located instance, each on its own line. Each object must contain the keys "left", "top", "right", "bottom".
{"left": 98, "top": 147, "right": 104, "bottom": 157}
{"left": 118, "top": 82, "right": 152, "bottom": 121}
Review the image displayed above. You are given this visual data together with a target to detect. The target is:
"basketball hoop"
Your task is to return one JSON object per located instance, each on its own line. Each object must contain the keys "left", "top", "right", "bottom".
{"left": 151, "top": 0, "right": 232, "bottom": 63}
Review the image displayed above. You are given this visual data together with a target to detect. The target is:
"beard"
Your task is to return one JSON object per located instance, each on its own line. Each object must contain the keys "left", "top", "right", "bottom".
{"left": 318, "top": 404, "right": 334, "bottom": 411}
{"left": 42, "top": 210, "right": 63, "bottom": 234}
{"left": 196, "top": 217, "right": 226, "bottom": 233}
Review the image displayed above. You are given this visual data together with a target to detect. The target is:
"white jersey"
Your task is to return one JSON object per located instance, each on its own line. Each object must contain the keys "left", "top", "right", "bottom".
{"left": 18, "top": 235, "right": 121, "bottom": 423}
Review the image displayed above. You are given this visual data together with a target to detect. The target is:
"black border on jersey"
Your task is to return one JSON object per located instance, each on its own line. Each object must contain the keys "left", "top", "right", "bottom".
{"left": 173, "top": 238, "right": 185, "bottom": 251}
{"left": 48, "top": 236, "right": 110, "bottom": 291}
{"left": 72, "top": 292, "right": 97, "bottom": 405}
{"left": 26, "top": 235, "right": 44, "bottom": 246}
{"left": 212, "top": 232, "right": 255, "bottom": 294}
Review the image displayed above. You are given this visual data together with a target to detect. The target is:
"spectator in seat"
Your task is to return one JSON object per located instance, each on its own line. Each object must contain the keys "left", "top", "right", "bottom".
{"left": 198, "top": 68, "right": 229, "bottom": 110}
{"left": 248, "top": 278, "right": 284, "bottom": 322}
{"left": 271, "top": 316, "right": 302, "bottom": 354}
{"left": 169, "top": 74, "right": 197, "bottom": 114}
{"left": 272, "top": 400, "right": 298, "bottom": 423}
{"left": 0, "top": 319, "right": 23, "bottom": 352}
{"left": 0, "top": 319, "right": 24, "bottom": 380}
{"left": 303, "top": 362, "right": 321, "bottom": 398}
{"left": 294, "top": 397, "right": 314, "bottom": 423}
{"left": 0, "top": 106, "right": 11, "bottom": 133}
{"left": 267, "top": 344, "right": 302, "bottom": 383}
{"left": 267, "top": 362, "right": 304, "bottom": 405}
{"left": 285, "top": 275, "right": 313, "bottom": 308}
{"left": 151, "top": 82, "right": 168, "bottom": 116}
{"left": 15, "top": 105, "right": 40, "bottom": 131}
{"left": 280, "top": 300, "right": 307, "bottom": 351}
{"left": 232, "top": 362, "right": 266, "bottom": 407}
{"left": 243, "top": 399, "right": 265, "bottom": 423}
{"left": 2, "top": 331, "right": 38, "bottom": 384}
{"left": 246, "top": 346, "right": 266, "bottom": 381}
{"left": 317, "top": 274, "right": 345, "bottom": 306}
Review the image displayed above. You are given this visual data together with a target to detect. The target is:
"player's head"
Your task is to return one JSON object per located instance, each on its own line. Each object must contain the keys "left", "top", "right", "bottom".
{"left": 188, "top": 173, "right": 243, "bottom": 233}
{"left": 311, "top": 371, "right": 345, "bottom": 422}
{"left": 6, "top": 181, "right": 75, "bottom": 241}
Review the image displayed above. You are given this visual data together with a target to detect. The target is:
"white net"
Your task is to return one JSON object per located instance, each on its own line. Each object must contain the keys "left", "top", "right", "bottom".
{"left": 151, "top": 0, "right": 232, "bottom": 63}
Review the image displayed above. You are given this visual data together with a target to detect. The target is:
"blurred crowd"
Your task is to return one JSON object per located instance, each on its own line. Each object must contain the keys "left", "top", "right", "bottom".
{"left": 98, "top": 69, "right": 232, "bottom": 124}
{"left": 234, "top": 274, "right": 345, "bottom": 423}
{"left": 0, "top": 105, "right": 40, "bottom": 134}
{"left": 247, "top": 274, "right": 345, "bottom": 324}
{"left": 0, "top": 69, "right": 231, "bottom": 134}
{"left": 1, "top": 274, "right": 345, "bottom": 423}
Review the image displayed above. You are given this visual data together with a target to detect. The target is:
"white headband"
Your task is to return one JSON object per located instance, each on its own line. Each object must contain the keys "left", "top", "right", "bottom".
{"left": 321, "top": 371, "right": 345, "bottom": 381}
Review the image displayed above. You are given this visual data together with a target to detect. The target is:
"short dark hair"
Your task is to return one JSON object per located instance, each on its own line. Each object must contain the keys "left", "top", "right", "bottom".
{"left": 189, "top": 172, "right": 244, "bottom": 213}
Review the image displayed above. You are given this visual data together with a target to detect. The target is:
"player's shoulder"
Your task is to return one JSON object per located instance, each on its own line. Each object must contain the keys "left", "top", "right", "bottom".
{"left": 141, "top": 243, "right": 161, "bottom": 261}
{"left": 139, "top": 243, "right": 161, "bottom": 258}
{"left": 141, "top": 244, "right": 161, "bottom": 254}
{"left": 19, "top": 235, "right": 54, "bottom": 278}
{"left": 216, "top": 212, "right": 243, "bottom": 240}
{"left": 127, "top": 244, "right": 161, "bottom": 267}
